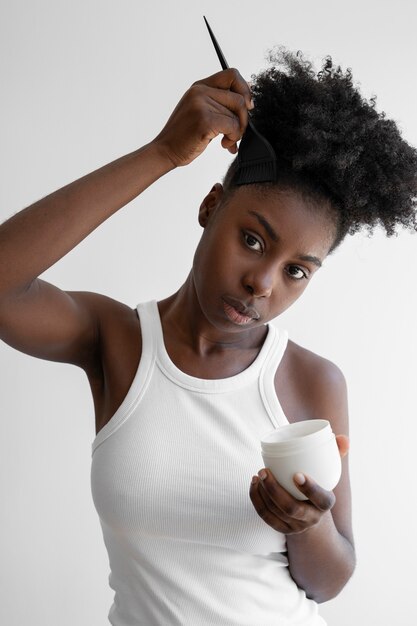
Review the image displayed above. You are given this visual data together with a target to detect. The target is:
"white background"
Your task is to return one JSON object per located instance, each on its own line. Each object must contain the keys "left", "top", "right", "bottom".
{"left": 1, "top": 1, "right": 416, "bottom": 624}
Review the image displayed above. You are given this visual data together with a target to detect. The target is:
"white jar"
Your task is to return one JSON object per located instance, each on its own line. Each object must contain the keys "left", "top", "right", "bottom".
{"left": 260, "top": 419, "right": 342, "bottom": 501}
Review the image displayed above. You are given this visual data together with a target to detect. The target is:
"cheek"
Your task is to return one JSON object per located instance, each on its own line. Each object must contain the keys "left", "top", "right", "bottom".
{"left": 193, "top": 235, "right": 233, "bottom": 291}
{"left": 271, "top": 277, "right": 310, "bottom": 314}
{"left": 196, "top": 229, "right": 240, "bottom": 272}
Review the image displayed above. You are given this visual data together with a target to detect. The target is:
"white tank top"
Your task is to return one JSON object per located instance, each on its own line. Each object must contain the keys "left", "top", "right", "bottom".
{"left": 91, "top": 300, "right": 326, "bottom": 625}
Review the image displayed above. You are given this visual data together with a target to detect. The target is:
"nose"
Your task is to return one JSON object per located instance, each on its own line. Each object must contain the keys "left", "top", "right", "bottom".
{"left": 242, "top": 265, "right": 273, "bottom": 299}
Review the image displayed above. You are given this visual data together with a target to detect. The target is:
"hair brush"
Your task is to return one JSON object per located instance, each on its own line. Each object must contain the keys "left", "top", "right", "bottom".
{"left": 203, "top": 16, "right": 277, "bottom": 185}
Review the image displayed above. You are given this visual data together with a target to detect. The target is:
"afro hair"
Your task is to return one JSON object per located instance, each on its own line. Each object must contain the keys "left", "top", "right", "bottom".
{"left": 223, "top": 48, "right": 417, "bottom": 251}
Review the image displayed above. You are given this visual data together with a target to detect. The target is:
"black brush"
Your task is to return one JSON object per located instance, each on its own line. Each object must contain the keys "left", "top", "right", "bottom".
{"left": 203, "top": 16, "right": 277, "bottom": 185}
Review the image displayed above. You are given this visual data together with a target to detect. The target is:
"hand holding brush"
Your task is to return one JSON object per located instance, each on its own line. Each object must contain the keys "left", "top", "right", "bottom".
{"left": 203, "top": 16, "right": 278, "bottom": 184}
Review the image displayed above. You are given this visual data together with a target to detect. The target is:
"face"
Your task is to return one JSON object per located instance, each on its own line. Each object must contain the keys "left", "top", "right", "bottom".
{"left": 191, "top": 183, "right": 337, "bottom": 335}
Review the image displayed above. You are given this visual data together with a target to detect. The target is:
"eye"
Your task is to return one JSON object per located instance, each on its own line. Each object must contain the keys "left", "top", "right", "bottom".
{"left": 243, "top": 232, "right": 263, "bottom": 253}
{"left": 286, "top": 265, "right": 308, "bottom": 281}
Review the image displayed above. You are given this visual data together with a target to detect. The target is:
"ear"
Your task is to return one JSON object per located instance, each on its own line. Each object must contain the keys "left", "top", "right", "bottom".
{"left": 198, "top": 183, "right": 224, "bottom": 228}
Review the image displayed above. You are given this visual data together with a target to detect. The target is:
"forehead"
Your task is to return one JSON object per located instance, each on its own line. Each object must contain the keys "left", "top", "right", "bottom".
{"left": 221, "top": 185, "right": 337, "bottom": 255}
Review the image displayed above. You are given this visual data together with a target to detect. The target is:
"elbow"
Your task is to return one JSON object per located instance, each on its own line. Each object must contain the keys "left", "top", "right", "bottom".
{"left": 307, "top": 557, "right": 357, "bottom": 604}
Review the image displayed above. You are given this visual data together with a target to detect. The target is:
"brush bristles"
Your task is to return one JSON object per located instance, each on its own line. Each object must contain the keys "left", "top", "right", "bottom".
{"left": 233, "top": 118, "right": 278, "bottom": 185}
{"left": 234, "top": 160, "right": 277, "bottom": 185}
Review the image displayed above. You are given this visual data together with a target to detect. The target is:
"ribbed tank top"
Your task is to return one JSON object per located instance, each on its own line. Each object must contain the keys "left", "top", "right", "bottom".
{"left": 91, "top": 300, "right": 326, "bottom": 625}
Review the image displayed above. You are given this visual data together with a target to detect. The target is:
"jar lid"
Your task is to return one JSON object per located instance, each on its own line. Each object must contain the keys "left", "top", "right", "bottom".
{"left": 261, "top": 419, "right": 333, "bottom": 456}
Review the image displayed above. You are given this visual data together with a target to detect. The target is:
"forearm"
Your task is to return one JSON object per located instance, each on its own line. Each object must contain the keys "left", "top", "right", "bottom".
{"left": 0, "top": 68, "right": 253, "bottom": 299}
{"left": 0, "top": 141, "right": 174, "bottom": 297}
{"left": 286, "top": 511, "right": 355, "bottom": 603}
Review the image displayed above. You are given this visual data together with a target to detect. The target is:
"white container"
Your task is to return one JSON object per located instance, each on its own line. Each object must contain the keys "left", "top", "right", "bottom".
{"left": 260, "top": 419, "right": 342, "bottom": 501}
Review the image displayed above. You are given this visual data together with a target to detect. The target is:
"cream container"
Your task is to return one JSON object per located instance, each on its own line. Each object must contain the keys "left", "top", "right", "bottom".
{"left": 260, "top": 419, "right": 342, "bottom": 501}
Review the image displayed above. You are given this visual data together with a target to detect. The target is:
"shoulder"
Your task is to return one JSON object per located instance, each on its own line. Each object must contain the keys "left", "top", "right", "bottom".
{"left": 69, "top": 291, "right": 140, "bottom": 342}
{"left": 285, "top": 339, "right": 347, "bottom": 390}
{"left": 275, "top": 338, "right": 349, "bottom": 433}
{"left": 70, "top": 291, "right": 141, "bottom": 375}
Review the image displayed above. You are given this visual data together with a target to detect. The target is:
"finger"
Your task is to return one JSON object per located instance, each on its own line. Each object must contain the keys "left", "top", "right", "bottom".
{"left": 213, "top": 113, "right": 241, "bottom": 148}
{"left": 336, "top": 434, "right": 349, "bottom": 458}
{"left": 202, "top": 86, "right": 249, "bottom": 135}
{"left": 293, "top": 473, "right": 336, "bottom": 512}
{"left": 194, "top": 68, "right": 253, "bottom": 110}
{"left": 257, "top": 469, "right": 310, "bottom": 522}
{"left": 223, "top": 139, "right": 238, "bottom": 154}
{"left": 257, "top": 478, "right": 293, "bottom": 522}
{"left": 186, "top": 88, "right": 246, "bottom": 147}
{"left": 249, "top": 478, "right": 292, "bottom": 533}
{"left": 200, "top": 103, "right": 242, "bottom": 148}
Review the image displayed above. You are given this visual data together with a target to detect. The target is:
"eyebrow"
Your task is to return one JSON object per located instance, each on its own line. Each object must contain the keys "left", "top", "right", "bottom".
{"left": 248, "top": 210, "right": 278, "bottom": 242}
{"left": 247, "top": 210, "right": 323, "bottom": 268}
{"left": 298, "top": 254, "right": 322, "bottom": 268}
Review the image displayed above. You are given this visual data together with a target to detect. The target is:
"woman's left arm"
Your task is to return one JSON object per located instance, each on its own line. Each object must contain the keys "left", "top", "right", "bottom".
{"left": 249, "top": 362, "right": 356, "bottom": 603}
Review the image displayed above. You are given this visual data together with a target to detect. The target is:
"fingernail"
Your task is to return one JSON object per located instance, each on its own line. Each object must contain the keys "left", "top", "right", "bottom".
{"left": 294, "top": 473, "right": 306, "bottom": 485}
{"left": 258, "top": 470, "right": 267, "bottom": 480}
{"left": 251, "top": 476, "right": 258, "bottom": 485}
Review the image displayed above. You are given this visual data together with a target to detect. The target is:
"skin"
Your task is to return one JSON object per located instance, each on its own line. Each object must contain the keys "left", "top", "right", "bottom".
{"left": 0, "top": 68, "right": 355, "bottom": 606}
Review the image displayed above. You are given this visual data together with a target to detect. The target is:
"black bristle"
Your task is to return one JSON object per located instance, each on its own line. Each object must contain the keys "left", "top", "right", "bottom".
{"left": 234, "top": 161, "right": 278, "bottom": 185}
{"left": 234, "top": 119, "right": 277, "bottom": 186}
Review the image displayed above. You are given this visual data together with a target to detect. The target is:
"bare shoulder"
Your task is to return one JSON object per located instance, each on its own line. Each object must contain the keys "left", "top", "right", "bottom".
{"left": 284, "top": 339, "right": 347, "bottom": 390}
{"left": 80, "top": 289, "right": 140, "bottom": 336}
{"left": 66, "top": 290, "right": 141, "bottom": 373}
{"left": 73, "top": 290, "right": 139, "bottom": 326}
{"left": 276, "top": 338, "right": 349, "bottom": 433}
{"left": 0, "top": 277, "right": 139, "bottom": 372}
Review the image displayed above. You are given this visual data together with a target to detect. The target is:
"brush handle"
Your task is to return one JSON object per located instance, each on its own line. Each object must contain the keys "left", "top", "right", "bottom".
{"left": 203, "top": 16, "right": 254, "bottom": 125}
{"left": 203, "top": 17, "right": 229, "bottom": 70}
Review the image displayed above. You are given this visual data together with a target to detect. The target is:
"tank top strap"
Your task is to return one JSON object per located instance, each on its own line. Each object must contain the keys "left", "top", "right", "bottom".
{"left": 258, "top": 324, "right": 290, "bottom": 429}
{"left": 136, "top": 300, "right": 158, "bottom": 359}
{"left": 144, "top": 300, "right": 281, "bottom": 393}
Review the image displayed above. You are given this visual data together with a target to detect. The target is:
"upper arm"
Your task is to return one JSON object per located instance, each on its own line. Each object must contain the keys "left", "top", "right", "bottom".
{"left": 0, "top": 278, "right": 104, "bottom": 369}
{"left": 307, "top": 358, "right": 353, "bottom": 547}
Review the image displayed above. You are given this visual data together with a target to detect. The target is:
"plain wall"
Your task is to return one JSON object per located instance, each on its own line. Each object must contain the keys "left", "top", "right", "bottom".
{"left": 1, "top": 0, "right": 416, "bottom": 624}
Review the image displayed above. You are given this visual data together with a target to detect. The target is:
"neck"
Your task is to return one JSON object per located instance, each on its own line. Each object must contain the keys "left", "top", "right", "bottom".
{"left": 157, "top": 272, "right": 267, "bottom": 358}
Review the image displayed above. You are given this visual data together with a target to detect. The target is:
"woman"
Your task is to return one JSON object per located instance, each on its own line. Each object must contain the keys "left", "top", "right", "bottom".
{"left": 0, "top": 51, "right": 416, "bottom": 625}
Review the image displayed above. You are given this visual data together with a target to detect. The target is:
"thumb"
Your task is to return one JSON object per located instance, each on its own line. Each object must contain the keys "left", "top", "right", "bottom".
{"left": 336, "top": 434, "right": 350, "bottom": 459}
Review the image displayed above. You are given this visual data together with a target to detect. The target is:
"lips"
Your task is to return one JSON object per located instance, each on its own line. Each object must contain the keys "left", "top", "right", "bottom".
{"left": 222, "top": 296, "right": 260, "bottom": 325}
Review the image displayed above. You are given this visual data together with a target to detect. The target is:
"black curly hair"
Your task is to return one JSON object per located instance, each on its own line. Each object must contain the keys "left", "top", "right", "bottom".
{"left": 222, "top": 48, "right": 417, "bottom": 252}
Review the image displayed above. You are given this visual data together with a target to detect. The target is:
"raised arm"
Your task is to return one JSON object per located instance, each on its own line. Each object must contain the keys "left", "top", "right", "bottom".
{"left": 0, "top": 69, "right": 253, "bottom": 369}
